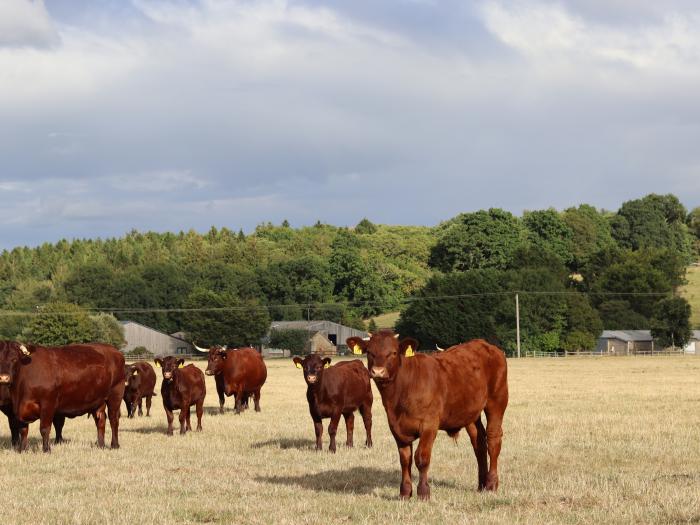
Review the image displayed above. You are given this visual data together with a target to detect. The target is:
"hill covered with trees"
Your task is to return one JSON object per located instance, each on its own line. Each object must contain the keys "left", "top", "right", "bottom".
{"left": 1, "top": 194, "right": 698, "bottom": 352}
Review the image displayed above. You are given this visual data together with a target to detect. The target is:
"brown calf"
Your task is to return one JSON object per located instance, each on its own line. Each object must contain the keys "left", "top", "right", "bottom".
{"left": 0, "top": 341, "right": 125, "bottom": 453}
{"left": 155, "top": 356, "right": 205, "bottom": 435}
{"left": 204, "top": 347, "right": 267, "bottom": 414}
{"left": 123, "top": 361, "right": 157, "bottom": 417}
{"left": 347, "top": 331, "right": 508, "bottom": 500}
{"left": 292, "top": 354, "right": 373, "bottom": 453}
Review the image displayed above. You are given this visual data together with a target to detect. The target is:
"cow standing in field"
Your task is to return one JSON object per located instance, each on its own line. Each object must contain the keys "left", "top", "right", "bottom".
{"left": 0, "top": 341, "right": 125, "bottom": 453}
{"left": 201, "top": 346, "right": 267, "bottom": 414}
{"left": 123, "top": 362, "right": 157, "bottom": 417}
{"left": 1, "top": 384, "right": 19, "bottom": 447}
{"left": 292, "top": 354, "right": 373, "bottom": 453}
{"left": 347, "top": 331, "right": 508, "bottom": 500}
{"left": 155, "top": 356, "right": 205, "bottom": 435}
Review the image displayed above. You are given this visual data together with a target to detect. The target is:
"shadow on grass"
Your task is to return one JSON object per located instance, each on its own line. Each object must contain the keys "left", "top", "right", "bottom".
{"left": 251, "top": 437, "right": 315, "bottom": 450}
{"left": 256, "top": 467, "right": 398, "bottom": 495}
{"left": 119, "top": 425, "right": 171, "bottom": 435}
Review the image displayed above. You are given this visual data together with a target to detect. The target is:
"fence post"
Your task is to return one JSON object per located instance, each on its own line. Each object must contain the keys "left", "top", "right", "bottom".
{"left": 515, "top": 293, "right": 521, "bottom": 358}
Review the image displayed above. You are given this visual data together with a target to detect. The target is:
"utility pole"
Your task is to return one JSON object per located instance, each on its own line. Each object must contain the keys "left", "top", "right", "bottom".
{"left": 515, "top": 293, "right": 521, "bottom": 358}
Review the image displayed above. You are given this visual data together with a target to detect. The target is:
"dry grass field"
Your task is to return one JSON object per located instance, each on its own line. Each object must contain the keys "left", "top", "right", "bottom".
{"left": 1, "top": 356, "right": 699, "bottom": 525}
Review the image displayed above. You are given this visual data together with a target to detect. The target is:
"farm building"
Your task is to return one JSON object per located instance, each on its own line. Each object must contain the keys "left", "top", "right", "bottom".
{"left": 120, "top": 320, "right": 194, "bottom": 356}
{"left": 268, "top": 320, "right": 368, "bottom": 353}
{"left": 304, "top": 332, "right": 336, "bottom": 356}
{"left": 596, "top": 330, "right": 700, "bottom": 355}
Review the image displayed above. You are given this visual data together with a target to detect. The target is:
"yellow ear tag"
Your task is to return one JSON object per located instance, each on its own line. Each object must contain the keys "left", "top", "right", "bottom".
{"left": 405, "top": 345, "right": 415, "bottom": 358}
{"left": 352, "top": 344, "right": 362, "bottom": 355}
{"left": 133, "top": 370, "right": 138, "bottom": 376}
{"left": 20, "top": 344, "right": 30, "bottom": 356}
{"left": 295, "top": 362, "right": 302, "bottom": 369}
{"left": 324, "top": 362, "right": 330, "bottom": 369}
{"left": 178, "top": 363, "right": 184, "bottom": 368}
{"left": 155, "top": 362, "right": 160, "bottom": 367}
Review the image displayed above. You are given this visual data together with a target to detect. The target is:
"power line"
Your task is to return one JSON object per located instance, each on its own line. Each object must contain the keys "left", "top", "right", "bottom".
{"left": 0, "top": 290, "right": 676, "bottom": 317}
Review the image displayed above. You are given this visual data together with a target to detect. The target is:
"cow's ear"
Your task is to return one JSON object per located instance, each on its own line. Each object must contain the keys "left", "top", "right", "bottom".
{"left": 399, "top": 338, "right": 419, "bottom": 358}
{"left": 177, "top": 359, "right": 185, "bottom": 368}
{"left": 154, "top": 358, "right": 162, "bottom": 368}
{"left": 346, "top": 337, "right": 367, "bottom": 355}
{"left": 292, "top": 356, "right": 303, "bottom": 369}
{"left": 322, "top": 358, "right": 331, "bottom": 369}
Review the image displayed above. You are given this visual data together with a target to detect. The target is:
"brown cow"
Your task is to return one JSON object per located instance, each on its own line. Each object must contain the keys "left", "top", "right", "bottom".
{"left": 123, "top": 361, "right": 157, "bottom": 417}
{"left": 155, "top": 356, "right": 205, "bottom": 435}
{"left": 347, "top": 331, "right": 508, "bottom": 500}
{"left": 202, "top": 347, "right": 267, "bottom": 414}
{"left": 0, "top": 341, "right": 125, "bottom": 453}
{"left": 1, "top": 385, "right": 19, "bottom": 447}
{"left": 292, "top": 354, "right": 373, "bottom": 453}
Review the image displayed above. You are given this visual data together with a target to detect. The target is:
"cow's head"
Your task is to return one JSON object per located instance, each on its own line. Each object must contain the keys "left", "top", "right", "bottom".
{"left": 124, "top": 364, "right": 141, "bottom": 390}
{"left": 346, "top": 331, "right": 418, "bottom": 383}
{"left": 0, "top": 341, "right": 35, "bottom": 385}
{"left": 154, "top": 356, "right": 184, "bottom": 381}
{"left": 204, "top": 346, "right": 228, "bottom": 376}
{"left": 292, "top": 354, "right": 331, "bottom": 386}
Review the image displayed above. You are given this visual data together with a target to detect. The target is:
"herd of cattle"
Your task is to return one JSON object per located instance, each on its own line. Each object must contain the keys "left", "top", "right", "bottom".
{"left": 0, "top": 330, "right": 508, "bottom": 500}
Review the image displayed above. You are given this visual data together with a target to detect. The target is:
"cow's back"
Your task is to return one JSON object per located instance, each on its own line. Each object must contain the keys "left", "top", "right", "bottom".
{"left": 224, "top": 348, "right": 267, "bottom": 391}
{"left": 317, "top": 360, "right": 372, "bottom": 413}
{"left": 132, "top": 361, "right": 157, "bottom": 395}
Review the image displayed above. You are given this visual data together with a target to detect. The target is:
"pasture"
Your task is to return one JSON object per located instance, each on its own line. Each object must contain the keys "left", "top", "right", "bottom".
{"left": 1, "top": 356, "right": 699, "bottom": 524}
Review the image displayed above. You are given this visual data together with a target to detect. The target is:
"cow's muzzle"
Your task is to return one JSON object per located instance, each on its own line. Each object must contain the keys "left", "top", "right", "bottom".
{"left": 0, "top": 374, "right": 11, "bottom": 384}
{"left": 205, "top": 370, "right": 213, "bottom": 376}
{"left": 370, "top": 367, "right": 388, "bottom": 379}
{"left": 306, "top": 374, "right": 317, "bottom": 384}
{"left": 163, "top": 372, "right": 173, "bottom": 380}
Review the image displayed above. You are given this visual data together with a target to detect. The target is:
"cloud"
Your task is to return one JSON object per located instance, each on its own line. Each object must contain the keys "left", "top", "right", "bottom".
{"left": 0, "top": 0, "right": 700, "bottom": 248}
{"left": 0, "top": 0, "right": 58, "bottom": 48}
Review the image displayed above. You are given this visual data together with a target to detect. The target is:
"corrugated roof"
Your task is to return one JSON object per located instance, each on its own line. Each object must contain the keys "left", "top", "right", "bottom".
{"left": 600, "top": 330, "right": 653, "bottom": 342}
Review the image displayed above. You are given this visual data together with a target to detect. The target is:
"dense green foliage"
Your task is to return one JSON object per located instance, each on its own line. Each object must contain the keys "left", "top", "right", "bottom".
{"left": 269, "top": 328, "right": 310, "bottom": 354}
{"left": 0, "top": 193, "right": 695, "bottom": 350}
{"left": 650, "top": 297, "right": 693, "bottom": 349}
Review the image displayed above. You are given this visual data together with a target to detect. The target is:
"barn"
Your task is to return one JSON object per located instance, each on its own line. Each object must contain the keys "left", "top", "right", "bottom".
{"left": 596, "top": 330, "right": 700, "bottom": 355}
{"left": 120, "top": 320, "right": 194, "bottom": 356}
{"left": 268, "top": 320, "right": 368, "bottom": 354}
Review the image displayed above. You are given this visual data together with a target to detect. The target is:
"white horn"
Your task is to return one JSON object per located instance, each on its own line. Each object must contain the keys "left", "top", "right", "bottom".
{"left": 436, "top": 344, "right": 445, "bottom": 352}
{"left": 394, "top": 333, "right": 400, "bottom": 339}
{"left": 222, "top": 345, "right": 228, "bottom": 351}
{"left": 193, "top": 342, "right": 209, "bottom": 353}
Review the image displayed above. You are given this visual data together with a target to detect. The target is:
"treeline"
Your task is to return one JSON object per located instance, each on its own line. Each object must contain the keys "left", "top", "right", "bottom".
{"left": 399, "top": 195, "right": 699, "bottom": 353}
{"left": 0, "top": 194, "right": 698, "bottom": 351}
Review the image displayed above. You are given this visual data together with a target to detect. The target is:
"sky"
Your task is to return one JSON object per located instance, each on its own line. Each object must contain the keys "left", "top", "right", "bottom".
{"left": 1, "top": 0, "right": 700, "bottom": 249}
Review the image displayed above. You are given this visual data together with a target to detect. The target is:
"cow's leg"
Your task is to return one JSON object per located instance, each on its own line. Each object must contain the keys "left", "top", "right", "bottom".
{"left": 466, "top": 418, "right": 488, "bottom": 490}
{"left": 397, "top": 442, "right": 413, "bottom": 499}
{"left": 18, "top": 422, "right": 29, "bottom": 453}
{"left": 137, "top": 396, "right": 143, "bottom": 417}
{"left": 234, "top": 388, "right": 244, "bottom": 414}
{"left": 415, "top": 429, "right": 437, "bottom": 500}
{"left": 145, "top": 395, "right": 152, "bottom": 417}
{"left": 53, "top": 414, "right": 66, "bottom": 444}
{"left": 195, "top": 398, "right": 204, "bottom": 431}
{"left": 253, "top": 389, "right": 261, "bottom": 412}
{"left": 484, "top": 406, "right": 505, "bottom": 491}
{"left": 215, "top": 376, "right": 225, "bottom": 414}
{"left": 165, "top": 407, "right": 174, "bottom": 436}
{"left": 313, "top": 418, "right": 323, "bottom": 451}
{"left": 179, "top": 404, "right": 189, "bottom": 434}
{"left": 328, "top": 412, "right": 341, "bottom": 453}
{"left": 359, "top": 401, "right": 372, "bottom": 448}
{"left": 185, "top": 403, "right": 192, "bottom": 432}
{"left": 94, "top": 403, "right": 107, "bottom": 449}
{"left": 107, "top": 386, "right": 122, "bottom": 449}
{"left": 9, "top": 415, "right": 20, "bottom": 449}
{"left": 343, "top": 412, "right": 354, "bottom": 448}
{"left": 38, "top": 403, "right": 58, "bottom": 453}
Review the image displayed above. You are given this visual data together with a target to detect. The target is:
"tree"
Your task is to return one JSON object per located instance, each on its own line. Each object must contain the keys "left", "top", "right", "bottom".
{"left": 562, "top": 204, "right": 616, "bottom": 269}
{"left": 269, "top": 329, "right": 309, "bottom": 354}
{"left": 90, "top": 313, "right": 126, "bottom": 348}
{"left": 62, "top": 263, "right": 115, "bottom": 308}
{"left": 561, "top": 295, "right": 603, "bottom": 352}
{"left": 687, "top": 206, "right": 700, "bottom": 255}
{"left": 650, "top": 297, "right": 692, "bottom": 349}
{"left": 367, "top": 318, "right": 378, "bottom": 332}
{"left": 429, "top": 209, "right": 526, "bottom": 272}
{"left": 355, "top": 218, "right": 377, "bottom": 234}
{"left": 182, "top": 290, "right": 270, "bottom": 347}
{"left": 597, "top": 300, "right": 648, "bottom": 329}
{"left": 523, "top": 209, "right": 575, "bottom": 266}
{"left": 22, "top": 302, "right": 96, "bottom": 346}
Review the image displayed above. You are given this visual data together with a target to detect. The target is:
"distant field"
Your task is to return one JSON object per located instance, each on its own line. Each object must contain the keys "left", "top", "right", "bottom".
{"left": 367, "top": 311, "right": 401, "bottom": 329}
{"left": 1, "top": 356, "right": 699, "bottom": 524}
{"left": 679, "top": 264, "right": 700, "bottom": 328}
